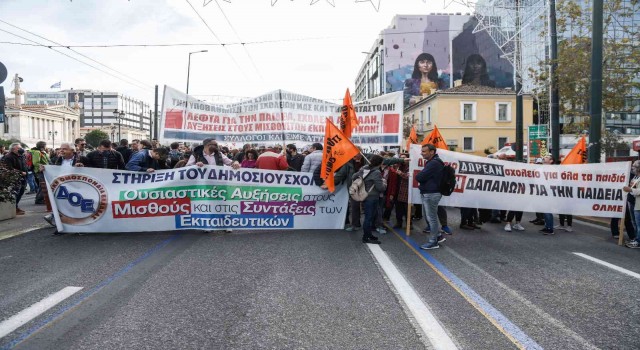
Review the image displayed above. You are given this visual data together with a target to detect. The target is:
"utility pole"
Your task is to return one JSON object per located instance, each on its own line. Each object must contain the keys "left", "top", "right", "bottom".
{"left": 588, "top": 0, "right": 604, "bottom": 163}
{"left": 549, "top": 0, "right": 560, "bottom": 162}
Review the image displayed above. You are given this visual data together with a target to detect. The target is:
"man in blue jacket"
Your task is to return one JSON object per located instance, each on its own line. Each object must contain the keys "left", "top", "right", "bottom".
{"left": 415, "top": 144, "right": 444, "bottom": 249}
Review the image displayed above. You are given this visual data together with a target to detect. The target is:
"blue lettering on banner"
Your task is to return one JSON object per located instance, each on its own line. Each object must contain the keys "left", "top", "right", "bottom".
{"left": 175, "top": 214, "right": 294, "bottom": 229}
{"left": 56, "top": 185, "right": 95, "bottom": 212}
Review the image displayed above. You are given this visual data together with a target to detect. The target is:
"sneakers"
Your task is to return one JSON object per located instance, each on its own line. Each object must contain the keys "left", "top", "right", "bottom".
{"left": 345, "top": 226, "right": 361, "bottom": 232}
{"left": 437, "top": 235, "right": 446, "bottom": 243}
{"left": 44, "top": 214, "right": 55, "bottom": 227}
{"left": 554, "top": 225, "right": 565, "bottom": 231}
{"left": 16, "top": 208, "right": 25, "bottom": 215}
{"left": 512, "top": 223, "right": 525, "bottom": 231}
{"left": 460, "top": 224, "right": 474, "bottom": 230}
{"left": 504, "top": 223, "right": 512, "bottom": 232}
{"left": 376, "top": 227, "right": 387, "bottom": 234}
{"left": 441, "top": 225, "right": 453, "bottom": 235}
{"left": 564, "top": 226, "right": 573, "bottom": 232}
{"left": 420, "top": 241, "right": 440, "bottom": 250}
{"left": 626, "top": 240, "right": 639, "bottom": 248}
{"left": 531, "top": 219, "right": 545, "bottom": 225}
{"left": 540, "top": 228, "right": 554, "bottom": 235}
{"left": 362, "top": 237, "right": 381, "bottom": 244}
{"left": 224, "top": 229, "right": 233, "bottom": 233}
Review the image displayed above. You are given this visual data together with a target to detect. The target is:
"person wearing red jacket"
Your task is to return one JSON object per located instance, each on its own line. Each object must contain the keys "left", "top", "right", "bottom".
{"left": 255, "top": 146, "right": 288, "bottom": 171}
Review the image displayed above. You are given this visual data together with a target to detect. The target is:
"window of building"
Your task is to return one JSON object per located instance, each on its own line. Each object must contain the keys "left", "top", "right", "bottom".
{"left": 498, "top": 137, "right": 508, "bottom": 149}
{"left": 419, "top": 110, "right": 424, "bottom": 133}
{"left": 3, "top": 119, "right": 8, "bottom": 134}
{"left": 463, "top": 137, "right": 474, "bottom": 151}
{"left": 460, "top": 102, "right": 476, "bottom": 121}
{"left": 496, "top": 102, "right": 511, "bottom": 121}
{"left": 427, "top": 106, "right": 432, "bottom": 124}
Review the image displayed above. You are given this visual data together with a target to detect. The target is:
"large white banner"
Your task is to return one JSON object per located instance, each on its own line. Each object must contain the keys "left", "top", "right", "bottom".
{"left": 44, "top": 166, "right": 348, "bottom": 233}
{"left": 409, "top": 145, "right": 630, "bottom": 218}
{"left": 160, "top": 86, "right": 403, "bottom": 147}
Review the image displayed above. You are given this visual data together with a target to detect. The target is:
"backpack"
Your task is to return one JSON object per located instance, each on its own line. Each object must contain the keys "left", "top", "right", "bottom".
{"left": 438, "top": 159, "right": 456, "bottom": 196}
{"left": 349, "top": 169, "right": 372, "bottom": 201}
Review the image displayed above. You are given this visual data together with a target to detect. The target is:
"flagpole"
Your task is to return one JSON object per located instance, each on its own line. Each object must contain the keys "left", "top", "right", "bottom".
{"left": 278, "top": 89, "right": 286, "bottom": 150}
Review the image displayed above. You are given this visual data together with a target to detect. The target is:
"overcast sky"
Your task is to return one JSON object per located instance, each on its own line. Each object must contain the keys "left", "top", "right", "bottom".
{"left": 0, "top": 0, "right": 472, "bottom": 105}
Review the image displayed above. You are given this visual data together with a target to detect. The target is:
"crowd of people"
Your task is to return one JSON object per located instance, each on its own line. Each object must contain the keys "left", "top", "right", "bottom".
{"left": 0, "top": 138, "right": 638, "bottom": 250}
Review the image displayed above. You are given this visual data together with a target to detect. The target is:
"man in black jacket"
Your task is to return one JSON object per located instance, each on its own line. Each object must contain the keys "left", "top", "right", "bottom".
{"left": 81, "top": 139, "right": 126, "bottom": 169}
{"left": 1, "top": 143, "right": 28, "bottom": 215}
{"left": 115, "top": 139, "right": 134, "bottom": 164}
{"left": 415, "top": 143, "right": 444, "bottom": 250}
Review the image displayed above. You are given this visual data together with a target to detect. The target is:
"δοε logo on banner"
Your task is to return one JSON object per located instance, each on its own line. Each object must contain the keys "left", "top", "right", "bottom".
{"left": 49, "top": 174, "right": 108, "bottom": 225}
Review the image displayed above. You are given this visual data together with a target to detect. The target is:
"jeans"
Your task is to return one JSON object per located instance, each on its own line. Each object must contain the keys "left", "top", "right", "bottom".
{"left": 544, "top": 213, "right": 554, "bottom": 230}
{"left": 633, "top": 210, "right": 640, "bottom": 242}
{"left": 26, "top": 171, "right": 37, "bottom": 192}
{"left": 14, "top": 179, "right": 26, "bottom": 208}
{"left": 362, "top": 198, "right": 378, "bottom": 240}
{"left": 421, "top": 193, "right": 442, "bottom": 243}
{"left": 375, "top": 197, "right": 385, "bottom": 228}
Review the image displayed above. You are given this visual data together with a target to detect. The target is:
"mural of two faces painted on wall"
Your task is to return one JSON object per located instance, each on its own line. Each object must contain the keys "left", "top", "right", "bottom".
{"left": 383, "top": 15, "right": 514, "bottom": 107}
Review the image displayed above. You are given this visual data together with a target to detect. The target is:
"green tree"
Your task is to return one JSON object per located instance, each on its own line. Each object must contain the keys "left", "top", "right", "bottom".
{"left": 84, "top": 130, "right": 109, "bottom": 148}
{"left": 0, "top": 138, "right": 28, "bottom": 149}
{"left": 532, "top": 0, "right": 640, "bottom": 128}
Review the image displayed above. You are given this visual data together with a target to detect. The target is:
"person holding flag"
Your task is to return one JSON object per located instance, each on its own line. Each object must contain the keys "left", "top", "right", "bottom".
{"left": 319, "top": 118, "right": 360, "bottom": 193}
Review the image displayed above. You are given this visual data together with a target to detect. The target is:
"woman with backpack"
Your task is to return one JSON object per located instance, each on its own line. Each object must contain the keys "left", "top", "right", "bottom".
{"left": 352, "top": 155, "right": 386, "bottom": 244}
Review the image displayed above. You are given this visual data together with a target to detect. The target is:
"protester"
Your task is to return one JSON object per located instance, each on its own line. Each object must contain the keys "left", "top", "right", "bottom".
{"left": 416, "top": 144, "right": 445, "bottom": 250}
{"left": 622, "top": 161, "right": 640, "bottom": 248}
{"left": 75, "top": 138, "right": 90, "bottom": 157}
{"left": 286, "top": 144, "right": 305, "bottom": 171}
{"left": 126, "top": 147, "right": 169, "bottom": 172}
{"left": 81, "top": 139, "right": 126, "bottom": 169}
{"left": 541, "top": 155, "right": 556, "bottom": 235}
{"left": 1, "top": 143, "right": 28, "bottom": 215}
{"left": 301, "top": 142, "right": 323, "bottom": 173}
{"left": 612, "top": 160, "right": 637, "bottom": 243}
{"left": 186, "top": 138, "right": 240, "bottom": 169}
{"left": 167, "top": 142, "right": 183, "bottom": 169}
{"left": 234, "top": 144, "right": 252, "bottom": 163}
{"left": 255, "top": 146, "right": 288, "bottom": 170}
{"left": 345, "top": 153, "right": 365, "bottom": 232}
{"left": 240, "top": 149, "right": 258, "bottom": 168}
{"left": 116, "top": 139, "right": 134, "bottom": 164}
{"left": 29, "top": 141, "right": 50, "bottom": 205}
{"left": 352, "top": 154, "right": 386, "bottom": 244}
{"left": 41, "top": 142, "right": 83, "bottom": 229}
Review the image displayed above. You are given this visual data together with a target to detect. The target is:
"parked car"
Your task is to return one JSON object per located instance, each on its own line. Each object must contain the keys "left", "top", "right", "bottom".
{"left": 487, "top": 144, "right": 528, "bottom": 159}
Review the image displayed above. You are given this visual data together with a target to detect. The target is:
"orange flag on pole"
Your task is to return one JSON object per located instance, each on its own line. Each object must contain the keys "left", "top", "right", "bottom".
{"left": 339, "top": 88, "right": 359, "bottom": 139}
{"left": 421, "top": 124, "right": 448, "bottom": 150}
{"left": 321, "top": 118, "right": 361, "bottom": 193}
{"left": 406, "top": 125, "right": 418, "bottom": 152}
{"left": 561, "top": 136, "right": 587, "bottom": 165}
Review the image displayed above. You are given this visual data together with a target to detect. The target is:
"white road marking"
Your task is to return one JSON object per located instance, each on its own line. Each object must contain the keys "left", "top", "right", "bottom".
{"left": 0, "top": 286, "right": 83, "bottom": 339}
{"left": 367, "top": 244, "right": 458, "bottom": 350}
{"left": 573, "top": 252, "right": 640, "bottom": 280}
{"left": 446, "top": 247, "right": 599, "bottom": 350}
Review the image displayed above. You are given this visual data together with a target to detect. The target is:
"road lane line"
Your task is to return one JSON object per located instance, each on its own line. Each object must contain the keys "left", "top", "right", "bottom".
{"left": 0, "top": 287, "right": 83, "bottom": 339}
{"left": 446, "top": 248, "right": 598, "bottom": 350}
{"left": 572, "top": 252, "right": 640, "bottom": 280}
{"left": 391, "top": 228, "right": 543, "bottom": 350}
{"left": 1, "top": 233, "right": 180, "bottom": 350}
{"left": 367, "top": 244, "right": 459, "bottom": 350}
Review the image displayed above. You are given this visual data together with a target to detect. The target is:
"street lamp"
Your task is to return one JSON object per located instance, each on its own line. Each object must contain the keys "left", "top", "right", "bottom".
{"left": 113, "top": 109, "right": 125, "bottom": 141}
{"left": 48, "top": 130, "right": 58, "bottom": 149}
{"left": 186, "top": 50, "right": 208, "bottom": 95}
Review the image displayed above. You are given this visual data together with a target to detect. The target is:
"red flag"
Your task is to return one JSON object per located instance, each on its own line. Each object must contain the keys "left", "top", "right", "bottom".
{"left": 339, "top": 88, "right": 359, "bottom": 139}
{"left": 421, "top": 124, "right": 448, "bottom": 150}
{"left": 321, "top": 118, "right": 361, "bottom": 192}
{"left": 561, "top": 136, "right": 587, "bottom": 165}
{"left": 406, "top": 125, "right": 418, "bottom": 152}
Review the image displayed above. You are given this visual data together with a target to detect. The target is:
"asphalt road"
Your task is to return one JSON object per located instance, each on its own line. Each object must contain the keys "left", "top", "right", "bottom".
{"left": 0, "top": 209, "right": 638, "bottom": 350}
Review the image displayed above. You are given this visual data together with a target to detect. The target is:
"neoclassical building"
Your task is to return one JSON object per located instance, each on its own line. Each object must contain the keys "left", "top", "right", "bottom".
{"left": 2, "top": 103, "right": 81, "bottom": 148}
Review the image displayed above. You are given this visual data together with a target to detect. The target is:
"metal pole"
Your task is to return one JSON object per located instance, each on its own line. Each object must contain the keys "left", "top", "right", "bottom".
{"left": 186, "top": 52, "right": 192, "bottom": 96}
{"left": 515, "top": 0, "right": 524, "bottom": 162}
{"left": 154, "top": 85, "right": 159, "bottom": 140}
{"left": 549, "top": 0, "right": 560, "bottom": 162}
{"left": 118, "top": 115, "right": 121, "bottom": 141}
{"left": 588, "top": 0, "right": 604, "bottom": 163}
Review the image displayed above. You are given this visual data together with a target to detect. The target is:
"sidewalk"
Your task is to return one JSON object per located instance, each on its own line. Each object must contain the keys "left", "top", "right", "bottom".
{"left": 0, "top": 193, "right": 52, "bottom": 241}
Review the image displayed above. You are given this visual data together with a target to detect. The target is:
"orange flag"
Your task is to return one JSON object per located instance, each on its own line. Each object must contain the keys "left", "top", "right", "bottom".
{"left": 561, "top": 136, "right": 587, "bottom": 165}
{"left": 406, "top": 125, "right": 418, "bottom": 152}
{"left": 339, "top": 88, "right": 359, "bottom": 139}
{"left": 321, "top": 118, "right": 361, "bottom": 193}
{"left": 421, "top": 124, "right": 448, "bottom": 150}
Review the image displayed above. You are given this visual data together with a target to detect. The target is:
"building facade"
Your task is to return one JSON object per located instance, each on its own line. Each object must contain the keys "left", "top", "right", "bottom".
{"left": 404, "top": 85, "right": 533, "bottom": 158}
{"left": 25, "top": 89, "right": 153, "bottom": 141}
{"left": 2, "top": 104, "right": 80, "bottom": 148}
